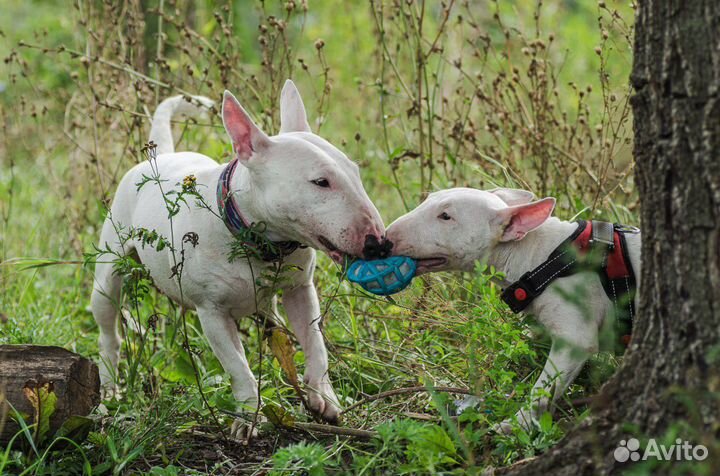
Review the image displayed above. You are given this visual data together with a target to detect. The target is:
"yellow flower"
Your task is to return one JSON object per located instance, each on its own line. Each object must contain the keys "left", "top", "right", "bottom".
{"left": 183, "top": 174, "right": 197, "bottom": 190}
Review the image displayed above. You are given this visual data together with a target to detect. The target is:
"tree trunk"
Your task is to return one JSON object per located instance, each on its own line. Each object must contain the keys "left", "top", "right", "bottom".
{"left": 495, "top": 2, "right": 720, "bottom": 475}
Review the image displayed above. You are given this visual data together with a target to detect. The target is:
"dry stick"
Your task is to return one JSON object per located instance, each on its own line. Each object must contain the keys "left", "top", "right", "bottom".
{"left": 217, "top": 393, "right": 595, "bottom": 442}
{"left": 342, "top": 386, "right": 475, "bottom": 414}
{"left": 219, "top": 409, "right": 377, "bottom": 440}
{"left": 19, "top": 43, "right": 196, "bottom": 98}
{"left": 292, "top": 421, "right": 376, "bottom": 439}
{"left": 343, "top": 386, "right": 593, "bottom": 418}
{"left": 154, "top": 0, "right": 165, "bottom": 106}
{"left": 194, "top": 420, "right": 377, "bottom": 440}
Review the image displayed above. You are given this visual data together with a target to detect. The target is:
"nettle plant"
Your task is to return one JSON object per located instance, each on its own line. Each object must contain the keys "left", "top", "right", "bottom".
{"left": 8, "top": 0, "right": 330, "bottom": 250}
{"left": 5, "top": 0, "right": 637, "bottom": 248}
{"left": 370, "top": 0, "right": 634, "bottom": 215}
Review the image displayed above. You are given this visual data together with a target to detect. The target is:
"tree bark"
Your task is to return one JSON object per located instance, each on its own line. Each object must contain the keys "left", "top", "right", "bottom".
{"left": 0, "top": 345, "right": 100, "bottom": 443}
{"left": 493, "top": 1, "right": 720, "bottom": 474}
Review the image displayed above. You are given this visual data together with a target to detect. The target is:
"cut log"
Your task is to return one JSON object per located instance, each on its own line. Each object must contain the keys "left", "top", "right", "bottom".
{"left": 0, "top": 345, "right": 100, "bottom": 443}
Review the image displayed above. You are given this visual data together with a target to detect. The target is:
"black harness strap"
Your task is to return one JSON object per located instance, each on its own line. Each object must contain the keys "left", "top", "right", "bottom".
{"left": 599, "top": 229, "right": 638, "bottom": 350}
{"left": 501, "top": 220, "right": 639, "bottom": 352}
{"left": 501, "top": 220, "right": 589, "bottom": 314}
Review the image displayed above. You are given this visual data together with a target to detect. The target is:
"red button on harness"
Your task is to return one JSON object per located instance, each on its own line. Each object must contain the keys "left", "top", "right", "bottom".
{"left": 514, "top": 288, "right": 527, "bottom": 301}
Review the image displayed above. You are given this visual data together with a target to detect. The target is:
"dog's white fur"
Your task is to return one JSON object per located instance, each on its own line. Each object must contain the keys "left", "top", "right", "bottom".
{"left": 386, "top": 187, "right": 641, "bottom": 433}
{"left": 91, "top": 81, "right": 384, "bottom": 435}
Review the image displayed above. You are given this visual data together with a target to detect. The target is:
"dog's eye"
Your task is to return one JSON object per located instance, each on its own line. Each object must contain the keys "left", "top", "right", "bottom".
{"left": 438, "top": 212, "right": 452, "bottom": 221}
{"left": 311, "top": 178, "right": 330, "bottom": 188}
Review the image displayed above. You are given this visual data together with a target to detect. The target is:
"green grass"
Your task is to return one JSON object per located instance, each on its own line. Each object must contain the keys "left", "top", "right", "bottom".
{"left": 0, "top": 0, "right": 635, "bottom": 474}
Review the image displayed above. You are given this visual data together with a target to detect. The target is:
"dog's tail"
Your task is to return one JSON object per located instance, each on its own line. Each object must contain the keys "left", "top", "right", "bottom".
{"left": 149, "top": 95, "right": 214, "bottom": 155}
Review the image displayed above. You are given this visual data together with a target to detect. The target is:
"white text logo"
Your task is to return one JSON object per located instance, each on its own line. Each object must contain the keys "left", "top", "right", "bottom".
{"left": 614, "top": 438, "right": 708, "bottom": 462}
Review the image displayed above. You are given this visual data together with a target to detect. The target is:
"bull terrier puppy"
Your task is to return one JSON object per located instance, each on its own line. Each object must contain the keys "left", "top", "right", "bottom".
{"left": 386, "top": 187, "right": 640, "bottom": 433}
{"left": 91, "top": 81, "right": 386, "bottom": 437}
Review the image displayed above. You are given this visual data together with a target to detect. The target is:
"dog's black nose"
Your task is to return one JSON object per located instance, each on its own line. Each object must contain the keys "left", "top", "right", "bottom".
{"left": 362, "top": 235, "right": 394, "bottom": 260}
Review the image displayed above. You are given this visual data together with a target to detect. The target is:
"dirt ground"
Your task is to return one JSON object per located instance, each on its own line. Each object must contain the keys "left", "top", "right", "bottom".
{"left": 132, "top": 427, "right": 306, "bottom": 474}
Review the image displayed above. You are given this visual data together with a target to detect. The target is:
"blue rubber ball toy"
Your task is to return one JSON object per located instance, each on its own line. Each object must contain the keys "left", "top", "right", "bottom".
{"left": 346, "top": 256, "right": 417, "bottom": 296}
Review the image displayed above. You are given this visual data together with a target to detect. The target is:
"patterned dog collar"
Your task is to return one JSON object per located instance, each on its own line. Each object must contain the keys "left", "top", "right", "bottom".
{"left": 216, "top": 159, "right": 301, "bottom": 261}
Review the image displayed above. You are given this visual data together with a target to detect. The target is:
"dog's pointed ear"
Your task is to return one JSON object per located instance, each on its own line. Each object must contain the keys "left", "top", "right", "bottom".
{"left": 497, "top": 197, "right": 556, "bottom": 242}
{"left": 490, "top": 187, "right": 535, "bottom": 206}
{"left": 222, "top": 90, "right": 271, "bottom": 164}
{"left": 279, "top": 79, "right": 311, "bottom": 133}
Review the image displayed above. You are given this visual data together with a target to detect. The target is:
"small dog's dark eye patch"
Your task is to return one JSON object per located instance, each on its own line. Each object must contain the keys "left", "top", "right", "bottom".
{"left": 438, "top": 212, "right": 452, "bottom": 220}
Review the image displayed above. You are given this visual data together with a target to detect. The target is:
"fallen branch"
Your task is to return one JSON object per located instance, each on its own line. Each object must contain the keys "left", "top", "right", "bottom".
{"left": 292, "top": 421, "right": 376, "bottom": 439}
{"left": 342, "top": 386, "right": 475, "bottom": 414}
{"left": 404, "top": 411, "right": 441, "bottom": 421}
{"left": 220, "top": 408, "right": 377, "bottom": 440}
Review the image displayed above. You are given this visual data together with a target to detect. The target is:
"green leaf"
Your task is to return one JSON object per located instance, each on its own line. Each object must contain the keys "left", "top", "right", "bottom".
{"left": 54, "top": 415, "right": 93, "bottom": 443}
{"left": 517, "top": 428, "right": 531, "bottom": 445}
{"left": 22, "top": 380, "right": 58, "bottom": 445}
{"left": 107, "top": 434, "right": 118, "bottom": 462}
{"left": 388, "top": 146, "right": 406, "bottom": 159}
{"left": 538, "top": 411, "right": 553, "bottom": 433}
{"left": 93, "top": 461, "right": 113, "bottom": 474}
{"left": 267, "top": 328, "right": 299, "bottom": 389}
{"left": 262, "top": 401, "right": 295, "bottom": 428}
{"left": 159, "top": 351, "right": 197, "bottom": 384}
{"left": 6, "top": 402, "right": 39, "bottom": 457}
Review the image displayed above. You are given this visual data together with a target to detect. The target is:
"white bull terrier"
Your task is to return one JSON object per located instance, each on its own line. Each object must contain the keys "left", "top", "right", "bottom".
{"left": 386, "top": 187, "right": 641, "bottom": 433}
{"left": 91, "top": 80, "right": 386, "bottom": 436}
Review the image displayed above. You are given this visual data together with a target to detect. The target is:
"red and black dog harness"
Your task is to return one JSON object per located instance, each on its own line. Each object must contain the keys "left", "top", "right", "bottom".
{"left": 500, "top": 220, "right": 639, "bottom": 352}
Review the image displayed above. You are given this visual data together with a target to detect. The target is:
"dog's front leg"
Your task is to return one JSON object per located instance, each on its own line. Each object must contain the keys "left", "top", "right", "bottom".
{"left": 197, "top": 307, "right": 261, "bottom": 438}
{"left": 283, "top": 283, "right": 340, "bottom": 423}
{"left": 500, "top": 336, "right": 594, "bottom": 434}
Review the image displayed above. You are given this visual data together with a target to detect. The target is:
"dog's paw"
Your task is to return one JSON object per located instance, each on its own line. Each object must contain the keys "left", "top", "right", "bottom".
{"left": 493, "top": 409, "right": 536, "bottom": 435}
{"left": 99, "top": 381, "right": 120, "bottom": 401}
{"left": 306, "top": 381, "right": 341, "bottom": 424}
{"left": 453, "top": 394, "right": 483, "bottom": 415}
{"left": 493, "top": 420, "right": 515, "bottom": 435}
{"left": 228, "top": 398, "right": 264, "bottom": 442}
{"left": 230, "top": 414, "right": 266, "bottom": 442}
